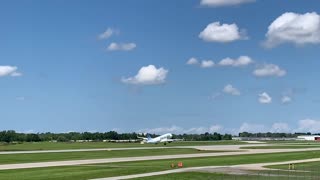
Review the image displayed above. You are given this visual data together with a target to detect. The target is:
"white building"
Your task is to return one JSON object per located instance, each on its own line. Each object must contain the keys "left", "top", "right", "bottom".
{"left": 297, "top": 135, "right": 320, "bottom": 141}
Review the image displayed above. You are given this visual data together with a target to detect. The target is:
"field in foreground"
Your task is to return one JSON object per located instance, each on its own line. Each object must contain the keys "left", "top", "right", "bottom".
{"left": 0, "top": 141, "right": 245, "bottom": 151}
{"left": 133, "top": 172, "right": 292, "bottom": 180}
{"left": 137, "top": 161, "right": 320, "bottom": 180}
{"left": 1, "top": 151, "right": 320, "bottom": 179}
{"left": 241, "top": 145, "right": 320, "bottom": 149}
{"left": 0, "top": 148, "right": 223, "bottom": 165}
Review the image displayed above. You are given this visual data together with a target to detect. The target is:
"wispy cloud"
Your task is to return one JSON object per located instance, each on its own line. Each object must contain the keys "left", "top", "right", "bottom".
{"left": 223, "top": 84, "right": 241, "bottom": 96}
{"left": 16, "top": 96, "right": 25, "bottom": 101}
{"left": 258, "top": 92, "right": 272, "bottom": 104}
{"left": 187, "top": 56, "right": 253, "bottom": 68}
{"left": 186, "top": 57, "right": 199, "bottom": 65}
{"left": 107, "top": 42, "right": 136, "bottom": 51}
{"left": 253, "top": 64, "right": 286, "bottom": 77}
{"left": 98, "top": 28, "right": 119, "bottom": 40}
{"left": 200, "top": 0, "right": 255, "bottom": 7}
{"left": 218, "top": 56, "right": 253, "bottom": 67}
{"left": 138, "top": 124, "right": 224, "bottom": 134}
{"left": 136, "top": 119, "right": 320, "bottom": 135}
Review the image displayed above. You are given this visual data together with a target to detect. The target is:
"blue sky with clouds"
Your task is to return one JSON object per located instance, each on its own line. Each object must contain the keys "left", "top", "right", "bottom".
{"left": 1, "top": 0, "right": 320, "bottom": 134}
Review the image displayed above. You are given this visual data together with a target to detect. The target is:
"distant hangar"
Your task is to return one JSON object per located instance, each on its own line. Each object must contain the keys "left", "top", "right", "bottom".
{"left": 297, "top": 135, "right": 320, "bottom": 141}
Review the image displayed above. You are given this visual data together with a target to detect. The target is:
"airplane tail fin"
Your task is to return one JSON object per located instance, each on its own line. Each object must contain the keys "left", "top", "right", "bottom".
{"left": 147, "top": 134, "right": 152, "bottom": 140}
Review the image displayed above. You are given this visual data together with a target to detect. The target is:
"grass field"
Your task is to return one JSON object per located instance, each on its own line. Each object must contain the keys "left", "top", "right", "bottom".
{"left": 136, "top": 163, "right": 320, "bottom": 180}
{"left": 269, "top": 161, "right": 320, "bottom": 170}
{"left": 132, "top": 172, "right": 290, "bottom": 180}
{"left": 265, "top": 141, "right": 320, "bottom": 144}
{"left": 0, "top": 148, "right": 224, "bottom": 165}
{"left": 266, "top": 160, "right": 320, "bottom": 177}
{"left": 241, "top": 145, "right": 320, "bottom": 149}
{"left": 0, "top": 141, "right": 245, "bottom": 151}
{"left": 1, "top": 150, "right": 320, "bottom": 179}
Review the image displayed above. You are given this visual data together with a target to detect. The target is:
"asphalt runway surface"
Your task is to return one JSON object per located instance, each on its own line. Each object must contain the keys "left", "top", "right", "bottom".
{"left": 0, "top": 144, "right": 269, "bottom": 155}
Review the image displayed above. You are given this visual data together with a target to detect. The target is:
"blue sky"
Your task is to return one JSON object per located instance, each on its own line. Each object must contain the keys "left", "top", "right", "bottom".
{"left": 1, "top": 0, "right": 320, "bottom": 134}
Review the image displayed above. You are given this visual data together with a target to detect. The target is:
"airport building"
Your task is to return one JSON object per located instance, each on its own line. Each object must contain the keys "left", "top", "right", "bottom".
{"left": 296, "top": 135, "right": 320, "bottom": 141}
{"left": 233, "top": 136, "right": 320, "bottom": 141}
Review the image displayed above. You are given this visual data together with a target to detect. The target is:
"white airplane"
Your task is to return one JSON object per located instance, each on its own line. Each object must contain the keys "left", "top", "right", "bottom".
{"left": 138, "top": 133, "right": 179, "bottom": 145}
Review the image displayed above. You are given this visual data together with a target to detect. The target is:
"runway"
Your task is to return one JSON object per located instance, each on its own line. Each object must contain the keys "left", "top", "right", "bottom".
{"left": 0, "top": 144, "right": 268, "bottom": 154}
{"left": 0, "top": 145, "right": 320, "bottom": 170}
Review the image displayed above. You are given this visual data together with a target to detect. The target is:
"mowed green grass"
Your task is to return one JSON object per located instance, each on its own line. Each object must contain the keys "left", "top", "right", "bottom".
{"left": 0, "top": 148, "right": 222, "bottom": 165}
{"left": 268, "top": 160, "right": 320, "bottom": 175}
{"left": 265, "top": 140, "right": 320, "bottom": 144}
{"left": 132, "top": 172, "right": 289, "bottom": 180}
{"left": 1, "top": 151, "right": 320, "bottom": 180}
{"left": 0, "top": 141, "right": 245, "bottom": 151}
{"left": 241, "top": 145, "right": 320, "bottom": 149}
{"left": 252, "top": 161, "right": 320, "bottom": 178}
{"left": 135, "top": 161, "right": 320, "bottom": 180}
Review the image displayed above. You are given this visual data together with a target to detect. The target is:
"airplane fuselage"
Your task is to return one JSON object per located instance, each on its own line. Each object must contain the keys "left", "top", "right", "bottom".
{"left": 146, "top": 133, "right": 173, "bottom": 144}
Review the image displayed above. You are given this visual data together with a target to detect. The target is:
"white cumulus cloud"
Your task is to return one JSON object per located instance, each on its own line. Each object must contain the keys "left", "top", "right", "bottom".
{"left": 218, "top": 56, "right": 253, "bottom": 67}
{"left": 209, "top": 125, "right": 223, "bottom": 133}
{"left": 297, "top": 119, "right": 320, "bottom": 133}
{"left": 200, "top": 0, "right": 255, "bottom": 7}
{"left": 107, "top": 42, "right": 136, "bottom": 51}
{"left": 270, "top": 122, "right": 291, "bottom": 133}
{"left": 0, "top": 66, "right": 22, "bottom": 77}
{"left": 186, "top": 57, "right": 199, "bottom": 65}
{"left": 139, "top": 124, "right": 224, "bottom": 134}
{"left": 200, "top": 60, "right": 215, "bottom": 68}
{"left": 199, "top": 22, "right": 247, "bottom": 43}
{"left": 238, "top": 123, "right": 266, "bottom": 133}
{"left": 223, "top": 84, "right": 240, "bottom": 96}
{"left": 258, "top": 92, "right": 272, "bottom": 104}
{"left": 264, "top": 12, "right": 320, "bottom": 47}
{"left": 253, "top": 64, "right": 286, "bottom": 77}
{"left": 122, "top": 65, "right": 168, "bottom": 85}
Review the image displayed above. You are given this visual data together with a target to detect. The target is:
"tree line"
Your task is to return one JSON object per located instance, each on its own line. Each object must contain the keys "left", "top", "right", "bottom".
{"left": 2, "top": 130, "right": 310, "bottom": 143}
{"left": 238, "top": 132, "right": 313, "bottom": 138}
{"left": 0, "top": 130, "right": 233, "bottom": 143}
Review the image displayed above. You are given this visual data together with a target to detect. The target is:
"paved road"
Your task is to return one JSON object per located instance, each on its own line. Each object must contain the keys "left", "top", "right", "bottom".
{"left": 1, "top": 146, "right": 320, "bottom": 170}
{"left": 91, "top": 158, "right": 320, "bottom": 180}
{"left": 242, "top": 141, "right": 266, "bottom": 144}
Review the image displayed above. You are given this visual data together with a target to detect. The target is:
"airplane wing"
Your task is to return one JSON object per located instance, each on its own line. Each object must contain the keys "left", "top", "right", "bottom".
{"left": 160, "top": 138, "right": 183, "bottom": 142}
{"left": 137, "top": 136, "right": 148, "bottom": 141}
